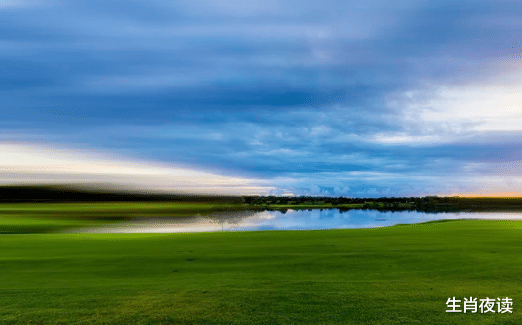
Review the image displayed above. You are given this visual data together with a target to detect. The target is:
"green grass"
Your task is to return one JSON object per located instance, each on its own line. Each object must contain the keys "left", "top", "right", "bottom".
{"left": 1, "top": 219, "right": 522, "bottom": 324}
{"left": 0, "top": 202, "right": 364, "bottom": 233}
{"left": 0, "top": 202, "right": 249, "bottom": 233}
{"left": 0, "top": 216, "right": 115, "bottom": 234}
{"left": 0, "top": 202, "right": 247, "bottom": 217}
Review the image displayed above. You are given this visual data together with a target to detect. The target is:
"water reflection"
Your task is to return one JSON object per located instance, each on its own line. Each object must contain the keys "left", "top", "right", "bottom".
{"left": 78, "top": 209, "right": 522, "bottom": 233}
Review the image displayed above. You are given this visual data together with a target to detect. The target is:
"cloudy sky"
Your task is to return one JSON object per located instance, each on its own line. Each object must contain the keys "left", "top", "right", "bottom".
{"left": 1, "top": 0, "right": 522, "bottom": 196}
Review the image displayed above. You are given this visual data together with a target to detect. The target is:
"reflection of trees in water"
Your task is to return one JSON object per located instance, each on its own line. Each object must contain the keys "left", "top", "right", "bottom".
{"left": 125, "top": 210, "right": 271, "bottom": 231}
{"left": 204, "top": 210, "right": 259, "bottom": 224}
{"left": 87, "top": 209, "right": 494, "bottom": 233}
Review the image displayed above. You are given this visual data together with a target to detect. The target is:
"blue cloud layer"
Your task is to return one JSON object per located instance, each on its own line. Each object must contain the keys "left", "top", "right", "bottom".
{"left": 2, "top": 0, "right": 522, "bottom": 196}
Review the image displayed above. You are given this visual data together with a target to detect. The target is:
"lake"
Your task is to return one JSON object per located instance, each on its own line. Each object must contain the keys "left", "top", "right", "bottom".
{"left": 79, "top": 209, "right": 522, "bottom": 233}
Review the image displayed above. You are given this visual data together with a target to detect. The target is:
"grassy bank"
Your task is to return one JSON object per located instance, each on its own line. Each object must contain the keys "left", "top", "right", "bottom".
{"left": 0, "top": 202, "right": 366, "bottom": 234}
{"left": 0, "top": 202, "right": 248, "bottom": 217}
{"left": 1, "top": 219, "right": 521, "bottom": 324}
{"left": 0, "top": 202, "right": 249, "bottom": 233}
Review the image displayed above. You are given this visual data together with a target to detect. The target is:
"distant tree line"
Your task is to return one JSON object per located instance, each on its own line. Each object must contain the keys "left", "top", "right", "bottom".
{"left": 243, "top": 195, "right": 522, "bottom": 212}
{"left": 1, "top": 186, "right": 522, "bottom": 212}
{"left": 243, "top": 195, "right": 422, "bottom": 206}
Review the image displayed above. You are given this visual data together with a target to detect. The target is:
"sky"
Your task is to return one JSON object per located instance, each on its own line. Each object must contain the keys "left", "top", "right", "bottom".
{"left": 1, "top": 0, "right": 522, "bottom": 197}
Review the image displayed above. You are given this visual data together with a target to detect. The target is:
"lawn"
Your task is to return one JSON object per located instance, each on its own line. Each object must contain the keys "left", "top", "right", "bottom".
{"left": 1, "top": 219, "right": 521, "bottom": 324}
{"left": 0, "top": 202, "right": 248, "bottom": 234}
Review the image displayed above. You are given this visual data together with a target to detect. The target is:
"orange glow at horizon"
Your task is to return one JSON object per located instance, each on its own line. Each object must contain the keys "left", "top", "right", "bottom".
{"left": 445, "top": 192, "right": 522, "bottom": 198}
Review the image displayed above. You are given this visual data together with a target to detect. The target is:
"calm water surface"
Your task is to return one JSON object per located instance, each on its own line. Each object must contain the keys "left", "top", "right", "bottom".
{"left": 81, "top": 209, "right": 522, "bottom": 233}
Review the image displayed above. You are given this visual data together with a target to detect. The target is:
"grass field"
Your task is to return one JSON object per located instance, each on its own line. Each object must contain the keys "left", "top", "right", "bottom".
{"left": 1, "top": 219, "right": 521, "bottom": 324}
{"left": 0, "top": 202, "right": 248, "bottom": 234}
{"left": 0, "top": 202, "right": 247, "bottom": 217}
{"left": 0, "top": 202, "right": 367, "bottom": 234}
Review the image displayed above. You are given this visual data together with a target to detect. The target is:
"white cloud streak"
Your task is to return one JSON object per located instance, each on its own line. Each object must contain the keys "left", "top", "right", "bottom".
{"left": 375, "top": 61, "right": 522, "bottom": 146}
{"left": 0, "top": 142, "right": 274, "bottom": 195}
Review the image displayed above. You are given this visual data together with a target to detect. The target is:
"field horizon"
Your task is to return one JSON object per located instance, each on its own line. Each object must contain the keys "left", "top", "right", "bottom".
{"left": 1, "top": 219, "right": 521, "bottom": 324}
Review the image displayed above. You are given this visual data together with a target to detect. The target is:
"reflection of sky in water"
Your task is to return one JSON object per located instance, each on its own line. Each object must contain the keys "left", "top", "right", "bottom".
{"left": 82, "top": 210, "right": 522, "bottom": 233}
